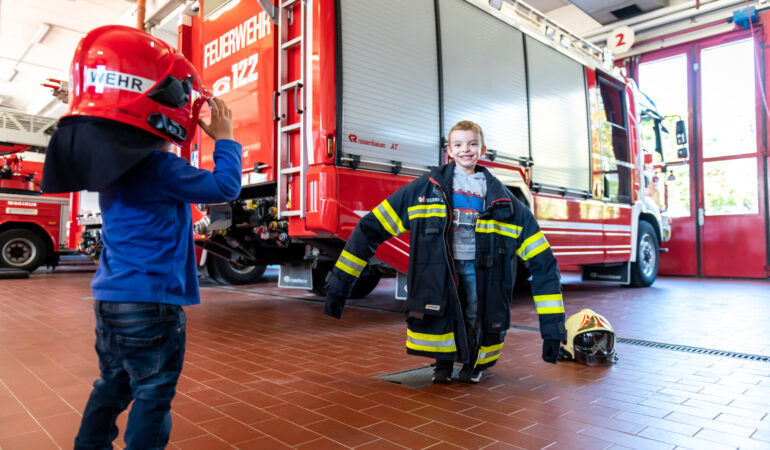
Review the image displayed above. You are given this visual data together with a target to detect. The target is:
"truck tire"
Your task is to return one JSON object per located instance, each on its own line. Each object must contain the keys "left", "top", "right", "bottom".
{"left": 310, "top": 262, "right": 382, "bottom": 298}
{"left": 207, "top": 256, "right": 266, "bottom": 285}
{"left": 0, "top": 229, "right": 46, "bottom": 272}
{"left": 629, "top": 221, "right": 659, "bottom": 287}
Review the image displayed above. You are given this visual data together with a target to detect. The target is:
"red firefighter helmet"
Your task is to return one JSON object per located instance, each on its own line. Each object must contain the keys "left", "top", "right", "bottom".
{"left": 66, "top": 25, "right": 209, "bottom": 145}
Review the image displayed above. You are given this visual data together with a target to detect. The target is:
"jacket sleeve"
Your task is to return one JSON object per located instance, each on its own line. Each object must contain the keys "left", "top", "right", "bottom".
{"left": 159, "top": 139, "right": 243, "bottom": 204}
{"left": 516, "top": 204, "right": 566, "bottom": 341}
{"left": 325, "top": 177, "right": 418, "bottom": 299}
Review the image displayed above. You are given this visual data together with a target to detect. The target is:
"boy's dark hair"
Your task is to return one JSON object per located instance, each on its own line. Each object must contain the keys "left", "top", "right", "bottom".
{"left": 448, "top": 120, "right": 485, "bottom": 148}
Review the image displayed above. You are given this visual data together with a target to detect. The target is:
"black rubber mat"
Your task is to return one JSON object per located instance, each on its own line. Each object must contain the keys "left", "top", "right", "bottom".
{"left": 375, "top": 364, "right": 462, "bottom": 389}
{"left": 0, "top": 268, "right": 29, "bottom": 279}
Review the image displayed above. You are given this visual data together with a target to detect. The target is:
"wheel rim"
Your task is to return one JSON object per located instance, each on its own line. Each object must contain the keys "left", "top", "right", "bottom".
{"left": 2, "top": 237, "right": 36, "bottom": 268}
{"left": 228, "top": 263, "right": 260, "bottom": 275}
{"left": 639, "top": 234, "right": 657, "bottom": 278}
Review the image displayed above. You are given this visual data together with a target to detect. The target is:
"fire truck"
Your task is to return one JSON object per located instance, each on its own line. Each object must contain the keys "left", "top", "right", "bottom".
{"left": 0, "top": 108, "right": 79, "bottom": 271}
{"left": 183, "top": 0, "right": 681, "bottom": 293}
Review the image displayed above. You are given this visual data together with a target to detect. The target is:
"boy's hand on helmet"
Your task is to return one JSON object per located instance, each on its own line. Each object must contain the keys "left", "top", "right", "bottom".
{"left": 198, "top": 97, "right": 233, "bottom": 141}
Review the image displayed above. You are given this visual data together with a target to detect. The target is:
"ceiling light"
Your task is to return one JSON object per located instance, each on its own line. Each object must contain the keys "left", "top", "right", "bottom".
{"left": 0, "top": 68, "right": 17, "bottom": 82}
{"left": 31, "top": 23, "right": 51, "bottom": 45}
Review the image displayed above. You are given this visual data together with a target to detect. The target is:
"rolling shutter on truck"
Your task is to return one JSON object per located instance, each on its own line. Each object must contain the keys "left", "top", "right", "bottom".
{"left": 440, "top": 0, "right": 529, "bottom": 163}
{"left": 526, "top": 36, "right": 591, "bottom": 194}
{"left": 339, "top": 0, "right": 440, "bottom": 173}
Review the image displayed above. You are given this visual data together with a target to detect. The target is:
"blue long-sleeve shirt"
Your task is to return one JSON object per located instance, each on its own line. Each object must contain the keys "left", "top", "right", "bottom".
{"left": 91, "top": 139, "right": 242, "bottom": 305}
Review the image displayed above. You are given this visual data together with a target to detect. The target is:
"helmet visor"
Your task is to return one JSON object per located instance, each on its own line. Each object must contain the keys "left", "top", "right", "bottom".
{"left": 573, "top": 331, "right": 616, "bottom": 366}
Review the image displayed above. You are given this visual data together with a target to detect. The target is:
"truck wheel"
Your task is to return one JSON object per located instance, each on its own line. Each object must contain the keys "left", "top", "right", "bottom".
{"left": 0, "top": 229, "right": 46, "bottom": 272}
{"left": 207, "top": 256, "right": 266, "bottom": 285}
{"left": 350, "top": 268, "right": 382, "bottom": 298}
{"left": 310, "top": 262, "right": 333, "bottom": 297}
{"left": 629, "top": 221, "right": 659, "bottom": 287}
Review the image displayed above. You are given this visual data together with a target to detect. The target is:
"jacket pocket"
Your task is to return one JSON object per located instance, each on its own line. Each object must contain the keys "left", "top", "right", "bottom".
{"left": 405, "top": 261, "right": 450, "bottom": 316}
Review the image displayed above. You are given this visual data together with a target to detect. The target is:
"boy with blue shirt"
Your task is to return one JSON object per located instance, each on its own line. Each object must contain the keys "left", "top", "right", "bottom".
{"left": 325, "top": 121, "right": 566, "bottom": 385}
{"left": 41, "top": 26, "right": 242, "bottom": 449}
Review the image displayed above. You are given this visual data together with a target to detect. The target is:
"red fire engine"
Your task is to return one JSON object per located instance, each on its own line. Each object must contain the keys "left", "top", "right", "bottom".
{"left": 0, "top": 108, "right": 78, "bottom": 271}
{"left": 183, "top": 0, "right": 682, "bottom": 292}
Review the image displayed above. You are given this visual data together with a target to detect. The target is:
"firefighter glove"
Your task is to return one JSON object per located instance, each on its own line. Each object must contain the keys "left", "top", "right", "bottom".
{"left": 542, "top": 339, "right": 561, "bottom": 364}
{"left": 324, "top": 292, "right": 347, "bottom": 319}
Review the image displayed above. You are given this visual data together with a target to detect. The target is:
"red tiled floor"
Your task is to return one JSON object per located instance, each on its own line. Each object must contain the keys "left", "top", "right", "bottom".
{"left": 1, "top": 270, "right": 769, "bottom": 449}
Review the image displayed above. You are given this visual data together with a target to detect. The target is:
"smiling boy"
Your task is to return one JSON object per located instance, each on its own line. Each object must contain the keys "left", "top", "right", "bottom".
{"left": 324, "top": 120, "right": 566, "bottom": 384}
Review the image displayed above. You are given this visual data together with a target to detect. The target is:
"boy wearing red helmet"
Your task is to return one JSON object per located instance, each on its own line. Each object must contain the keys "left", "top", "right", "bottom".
{"left": 42, "top": 26, "right": 242, "bottom": 449}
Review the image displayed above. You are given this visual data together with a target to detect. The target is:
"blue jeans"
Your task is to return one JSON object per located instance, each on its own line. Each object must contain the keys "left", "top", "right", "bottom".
{"left": 455, "top": 260, "right": 478, "bottom": 330}
{"left": 74, "top": 301, "right": 186, "bottom": 450}
{"left": 455, "top": 260, "right": 480, "bottom": 366}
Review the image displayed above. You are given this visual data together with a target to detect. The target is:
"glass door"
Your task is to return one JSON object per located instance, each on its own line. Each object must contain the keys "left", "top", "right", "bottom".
{"left": 638, "top": 51, "right": 697, "bottom": 276}
{"left": 638, "top": 32, "right": 768, "bottom": 278}
{"left": 696, "top": 36, "right": 767, "bottom": 277}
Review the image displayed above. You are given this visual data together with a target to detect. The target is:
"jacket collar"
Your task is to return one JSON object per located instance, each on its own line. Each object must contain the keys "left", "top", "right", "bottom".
{"left": 429, "top": 162, "right": 515, "bottom": 219}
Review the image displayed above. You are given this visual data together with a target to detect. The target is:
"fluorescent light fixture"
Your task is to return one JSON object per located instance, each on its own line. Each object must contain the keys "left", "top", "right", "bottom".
{"left": 545, "top": 26, "right": 556, "bottom": 40}
{"left": 0, "top": 68, "right": 17, "bottom": 82}
{"left": 31, "top": 23, "right": 51, "bottom": 44}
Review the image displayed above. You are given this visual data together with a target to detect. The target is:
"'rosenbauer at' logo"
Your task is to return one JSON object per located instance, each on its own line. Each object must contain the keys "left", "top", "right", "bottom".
{"left": 347, "top": 134, "right": 399, "bottom": 150}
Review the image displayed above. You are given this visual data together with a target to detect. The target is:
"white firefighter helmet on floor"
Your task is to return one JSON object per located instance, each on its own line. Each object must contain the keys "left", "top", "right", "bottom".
{"left": 560, "top": 309, "right": 618, "bottom": 366}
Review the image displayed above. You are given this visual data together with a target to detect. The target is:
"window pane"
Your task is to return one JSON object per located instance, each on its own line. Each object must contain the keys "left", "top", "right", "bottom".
{"left": 703, "top": 158, "right": 758, "bottom": 215}
{"left": 701, "top": 39, "right": 757, "bottom": 158}
{"left": 638, "top": 55, "right": 688, "bottom": 162}
{"left": 664, "top": 165, "right": 691, "bottom": 218}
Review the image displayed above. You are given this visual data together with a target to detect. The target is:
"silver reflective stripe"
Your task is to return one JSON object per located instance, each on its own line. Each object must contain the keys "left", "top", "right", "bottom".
{"left": 338, "top": 253, "right": 365, "bottom": 274}
{"left": 406, "top": 335, "right": 456, "bottom": 348}
{"left": 408, "top": 206, "right": 445, "bottom": 218}
{"left": 534, "top": 300, "right": 563, "bottom": 309}
{"left": 479, "top": 347, "right": 501, "bottom": 359}
{"left": 520, "top": 235, "right": 548, "bottom": 257}
{"left": 375, "top": 203, "right": 400, "bottom": 234}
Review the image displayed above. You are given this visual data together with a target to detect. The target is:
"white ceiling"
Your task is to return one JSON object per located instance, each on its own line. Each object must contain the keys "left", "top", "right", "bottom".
{"left": 0, "top": 0, "right": 604, "bottom": 119}
{"left": 0, "top": 0, "right": 182, "bottom": 118}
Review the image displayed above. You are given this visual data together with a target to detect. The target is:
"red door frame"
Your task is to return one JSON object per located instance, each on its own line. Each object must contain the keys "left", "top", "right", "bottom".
{"left": 634, "top": 44, "right": 698, "bottom": 276}
{"left": 693, "top": 31, "right": 768, "bottom": 277}
{"left": 632, "top": 26, "right": 770, "bottom": 278}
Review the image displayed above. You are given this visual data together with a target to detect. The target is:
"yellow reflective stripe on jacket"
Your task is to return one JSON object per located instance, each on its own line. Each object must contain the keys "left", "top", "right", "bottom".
{"left": 405, "top": 329, "right": 457, "bottom": 353}
{"left": 476, "top": 343, "right": 503, "bottom": 365}
{"left": 534, "top": 293, "right": 564, "bottom": 314}
{"left": 335, "top": 250, "right": 367, "bottom": 278}
{"left": 407, "top": 204, "right": 446, "bottom": 220}
{"left": 517, "top": 231, "right": 550, "bottom": 260}
{"left": 373, "top": 199, "right": 407, "bottom": 236}
{"left": 475, "top": 219, "right": 522, "bottom": 238}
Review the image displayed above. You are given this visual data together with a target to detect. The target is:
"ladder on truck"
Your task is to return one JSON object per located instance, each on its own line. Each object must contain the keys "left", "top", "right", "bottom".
{"left": 505, "top": 0, "right": 612, "bottom": 69}
{"left": 275, "top": 0, "right": 308, "bottom": 218}
{"left": 0, "top": 107, "right": 57, "bottom": 148}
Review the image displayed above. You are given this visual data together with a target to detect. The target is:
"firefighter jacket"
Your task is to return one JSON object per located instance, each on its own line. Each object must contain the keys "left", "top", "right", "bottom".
{"left": 326, "top": 162, "right": 566, "bottom": 370}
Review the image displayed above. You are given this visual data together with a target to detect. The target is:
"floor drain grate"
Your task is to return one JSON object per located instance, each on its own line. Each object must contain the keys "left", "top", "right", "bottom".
{"left": 616, "top": 338, "right": 770, "bottom": 362}
{"left": 375, "top": 365, "right": 462, "bottom": 389}
{"left": 510, "top": 324, "right": 770, "bottom": 362}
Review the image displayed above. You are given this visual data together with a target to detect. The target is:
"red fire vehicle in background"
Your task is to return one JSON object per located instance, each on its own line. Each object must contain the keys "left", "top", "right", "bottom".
{"left": 0, "top": 107, "right": 79, "bottom": 271}
{"left": 182, "top": 0, "right": 683, "bottom": 293}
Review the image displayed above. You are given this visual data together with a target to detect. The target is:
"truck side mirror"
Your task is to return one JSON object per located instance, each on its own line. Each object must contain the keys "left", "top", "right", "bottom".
{"left": 675, "top": 119, "right": 687, "bottom": 145}
{"left": 677, "top": 147, "right": 689, "bottom": 159}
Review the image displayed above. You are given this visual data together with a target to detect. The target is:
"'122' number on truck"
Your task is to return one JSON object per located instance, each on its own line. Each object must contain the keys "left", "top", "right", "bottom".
{"left": 232, "top": 54, "right": 258, "bottom": 90}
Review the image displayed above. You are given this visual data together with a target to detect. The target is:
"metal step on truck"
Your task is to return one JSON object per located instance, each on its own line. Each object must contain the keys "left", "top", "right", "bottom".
{"left": 181, "top": 0, "right": 686, "bottom": 294}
